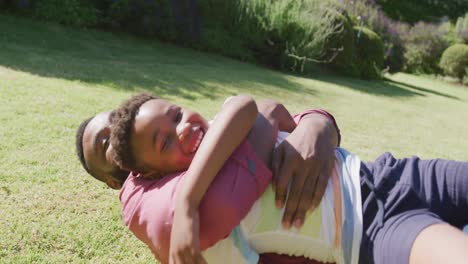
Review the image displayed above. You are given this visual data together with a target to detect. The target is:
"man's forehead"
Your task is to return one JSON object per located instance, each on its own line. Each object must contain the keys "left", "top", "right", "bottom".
{"left": 83, "top": 112, "right": 109, "bottom": 140}
{"left": 93, "top": 111, "right": 112, "bottom": 125}
{"left": 83, "top": 112, "right": 111, "bottom": 156}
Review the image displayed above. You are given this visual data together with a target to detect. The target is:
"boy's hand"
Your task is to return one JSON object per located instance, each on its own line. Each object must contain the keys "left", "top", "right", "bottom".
{"left": 169, "top": 207, "right": 207, "bottom": 264}
{"left": 272, "top": 113, "right": 337, "bottom": 229}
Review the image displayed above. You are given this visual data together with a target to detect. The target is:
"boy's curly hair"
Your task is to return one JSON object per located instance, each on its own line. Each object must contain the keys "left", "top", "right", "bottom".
{"left": 110, "top": 93, "right": 159, "bottom": 172}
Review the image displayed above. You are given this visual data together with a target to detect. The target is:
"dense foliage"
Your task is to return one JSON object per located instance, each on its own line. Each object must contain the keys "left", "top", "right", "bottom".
{"left": 217, "top": 0, "right": 348, "bottom": 73}
{"left": 34, "top": 0, "right": 98, "bottom": 27}
{"left": 326, "top": 12, "right": 358, "bottom": 76}
{"left": 354, "top": 26, "right": 384, "bottom": 79}
{"left": 342, "top": 0, "right": 405, "bottom": 73}
{"left": 376, "top": 0, "right": 468, "bottom": 24}
{"left": 0, "top": 0, "right": 466, "bottom": 81}
{"left": 402, "top": 22, "right": 449, "bottom": 74}
{"left": 456, "top": 14, "right": 468, "bottom": 44}
{"left": 439, "top": 44, "right": 468, "bottom": 82}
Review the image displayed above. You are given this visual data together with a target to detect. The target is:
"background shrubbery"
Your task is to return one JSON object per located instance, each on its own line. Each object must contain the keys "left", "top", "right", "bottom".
{"left": 35, "top": 0, "right": 98, "bottom": 27}
{"left": 343, "top": 0, "right": 405, "bottom": 73}
{"left": 401, "top": 22, "right": 449, "bottom": 74}
{"left": 354, "top": 26, "right": 384, "bottom": 79}
{"left": 455, "top": 13, "right": 468, "bottom": 44}
{"left": 1, "top": 0, "right": 468, "bottom": 82}
{"left": 440, "top": 44, "right": 468, "bottom": 82}
{"left": 1, "top": 0, "right": 379, "bottom": 77}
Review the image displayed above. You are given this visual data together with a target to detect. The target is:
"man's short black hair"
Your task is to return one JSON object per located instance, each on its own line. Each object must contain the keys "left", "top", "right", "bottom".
{"left": 110, "top": 93, "right": 159, "bottom": 172}
{"left": 76, "top": 116, "right": 94, "bottom": 177}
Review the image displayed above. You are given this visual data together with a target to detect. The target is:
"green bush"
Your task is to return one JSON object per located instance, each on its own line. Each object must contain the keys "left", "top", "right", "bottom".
{"left": 106, "top": 0, "right": 178, "bottom": 40}
{"left": 354, "top": 26, "right": 384, "bottom": 79}
{"left": 439, "top": 44, "right": 468, "bottom": 82}
{"left": 343, "top": 0, "right": 406, "bottom": 73}
{"left": 455, "top": 13, "right": 468, "bottom": 44}
{"left": 230, "top": 0, "right": 349, "bottom": 73}
{"left": 402, "top": 22, "right": 448, "bottom": 74}
{"left": 34, "top": 0, "right": 98, "bottom": 27}
{"left": 325, "top": 11, "right": 359, "bottom": 77}
{"left": 2, "top": 0, "right": 365, "bottom": 78}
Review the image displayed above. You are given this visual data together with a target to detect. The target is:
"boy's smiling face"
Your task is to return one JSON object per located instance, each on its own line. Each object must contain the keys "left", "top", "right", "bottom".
{"left": 130, "top": 99, "right": 208, "bottom": 175}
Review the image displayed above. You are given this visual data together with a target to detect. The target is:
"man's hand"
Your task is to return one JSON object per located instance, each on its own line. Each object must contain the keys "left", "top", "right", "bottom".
{"left": 272, "top": 113, "right": 338, "bottom": 229}
{"left": 169, "top": 206, "right": 207, "bottom": 264}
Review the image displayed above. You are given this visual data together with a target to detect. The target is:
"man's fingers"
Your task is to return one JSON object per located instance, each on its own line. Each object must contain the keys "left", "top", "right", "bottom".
{"left": 287, "top": 160, "right": 320, "bottom": 226}
{"left": 275, "top": 153, "right": 295, "bottom": 209}
{"left": 271, "top": 144, "right": 284, "bottom": 189}
{"left": 300, "top": 161, "right": 321, "bottom": 211}
{"left": 293, "top": 209, "right": 306, "bottom": 229}
{"left": 310, "top": 160, "right": 334, "bottom": 211}
{"left": 282, "top": 168, "right": 309, "bottom": 229}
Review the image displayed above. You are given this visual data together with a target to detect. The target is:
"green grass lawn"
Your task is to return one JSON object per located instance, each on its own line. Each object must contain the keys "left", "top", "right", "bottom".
{"left": 1, "top": 14, "right": 468, "bottom": 263}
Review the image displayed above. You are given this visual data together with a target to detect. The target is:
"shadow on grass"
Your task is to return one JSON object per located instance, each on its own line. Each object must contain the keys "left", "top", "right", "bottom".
{"left": 314, "top": 74, "right": 424, "bottom": 97}
{"left": 384, "top": 78, "right": 459, "bottom": 100}
{"left": 0, "top": 14, "right": 314, "bottom": 100}
{"left": 311, "top": 73, "right": 460, "bottom": 99}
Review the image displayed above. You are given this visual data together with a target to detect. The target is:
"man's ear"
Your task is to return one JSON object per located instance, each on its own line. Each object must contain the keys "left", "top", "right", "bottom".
{"left": 105, "top": 178, "right": 123, "bottom": 190}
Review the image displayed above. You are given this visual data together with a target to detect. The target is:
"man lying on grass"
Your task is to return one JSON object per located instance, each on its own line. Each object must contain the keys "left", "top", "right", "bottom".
{"left": 77, "top": 92, "right": 468, "bottom": 263}
{"left": 76, "top": 96, "right": 340, "bottom": 264}
{"left": 86, "top": 91, "right": 468, "bottom": 263}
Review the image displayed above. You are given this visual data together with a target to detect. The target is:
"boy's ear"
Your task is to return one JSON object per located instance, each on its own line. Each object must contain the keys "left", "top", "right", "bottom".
{"left": 105, "top": 178, "right": 123, "bottom": 190}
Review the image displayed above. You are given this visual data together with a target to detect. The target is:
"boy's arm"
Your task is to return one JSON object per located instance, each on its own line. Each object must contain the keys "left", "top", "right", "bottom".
{"left": 170, "top": 95, "right": 258, "bottom": 264}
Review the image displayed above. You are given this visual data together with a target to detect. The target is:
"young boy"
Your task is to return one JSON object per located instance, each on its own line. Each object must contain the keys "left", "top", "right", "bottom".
{"left": 109, "top": 93, "right": 360, "bottom": 264}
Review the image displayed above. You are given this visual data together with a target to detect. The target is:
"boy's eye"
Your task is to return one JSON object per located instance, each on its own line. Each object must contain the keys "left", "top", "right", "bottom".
{"left": 175, "top": 111, "right": 182, "bottom": 123}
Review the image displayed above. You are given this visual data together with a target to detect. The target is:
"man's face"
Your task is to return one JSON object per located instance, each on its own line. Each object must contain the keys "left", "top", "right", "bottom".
{"left": 131, "top": 99, "right": 208, "bottom": 175}
{"left": 82, "top": 111, "right": 123, "bottom": 189}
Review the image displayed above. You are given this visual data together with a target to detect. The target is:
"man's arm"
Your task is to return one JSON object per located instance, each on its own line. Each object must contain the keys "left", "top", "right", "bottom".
{"left": 247, "top": 100, "right": 297, "bottom": 165}
{"left": 257, "top": 99, "right": 297, "bottom": 133}
{"left": 239, "top": 99, "right": 340, "bottom": 231}
{"left": 272, "top": 109, "right": 340, "bottom": 229}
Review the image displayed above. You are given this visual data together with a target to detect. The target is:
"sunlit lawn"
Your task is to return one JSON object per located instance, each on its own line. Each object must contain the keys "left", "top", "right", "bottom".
{"left": 1, "top": 14, "right": 468, "bottom": 263}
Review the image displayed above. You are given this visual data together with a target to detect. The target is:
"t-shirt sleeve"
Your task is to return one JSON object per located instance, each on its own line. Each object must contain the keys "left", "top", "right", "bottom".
{"left": 293, "top": 109, "right": 341, "bottom": 146}
{"left": 120, "top": 173, "right": 181, "bottom": 263}
{"left": 120, "top": 140, "right": 272, "bottom": 264}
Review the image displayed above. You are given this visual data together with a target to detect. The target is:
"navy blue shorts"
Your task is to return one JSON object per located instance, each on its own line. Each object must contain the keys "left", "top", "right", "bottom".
{"left": 358, "top": 153, "right": 468, "bottom": 264}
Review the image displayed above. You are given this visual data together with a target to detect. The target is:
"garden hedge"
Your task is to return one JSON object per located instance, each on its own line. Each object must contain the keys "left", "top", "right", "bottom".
{"left": 354, "top": 26, "right": 384, "bottom": 79}
{"left": 440, "top": 44, "right": 468, "bottom": 82}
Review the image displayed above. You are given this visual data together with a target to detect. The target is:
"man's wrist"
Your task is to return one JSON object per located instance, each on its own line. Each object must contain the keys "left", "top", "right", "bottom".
{"left": 298, "top": 113, "right": 339, "bottom": 147}
{"left": 297, "top": 110, "right": 340, "bottom": 146}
